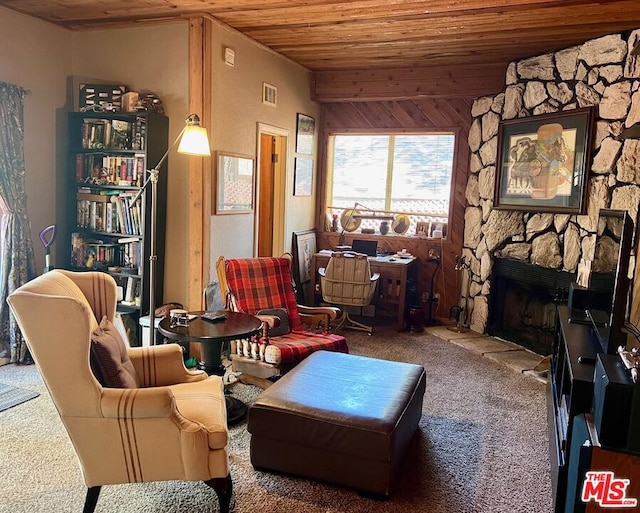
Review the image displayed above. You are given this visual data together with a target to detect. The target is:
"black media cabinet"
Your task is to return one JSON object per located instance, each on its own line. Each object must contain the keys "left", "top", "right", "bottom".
{"left": 548, "top": 306, "right": 640, "bottom": 512}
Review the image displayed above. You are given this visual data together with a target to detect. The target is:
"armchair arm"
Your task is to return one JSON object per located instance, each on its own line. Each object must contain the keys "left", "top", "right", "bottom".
{"left": 255, "top": 314, "right": 281, "bottom": 330}
{"left": 298, "top": 304, "right": 340, "bottom": 319}
{"left": 298, "top": 304, "right": 340, "bottom": 332}
{"left": 128, "top": 344, "right": 207, "bottom": 387}
{"left": 100, "top": 386, "right": 178, "bottom": 419}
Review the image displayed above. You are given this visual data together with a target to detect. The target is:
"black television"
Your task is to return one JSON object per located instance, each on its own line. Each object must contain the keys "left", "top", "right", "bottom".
{"left": 587, "top": 209, "right": 635, "bottom": 354}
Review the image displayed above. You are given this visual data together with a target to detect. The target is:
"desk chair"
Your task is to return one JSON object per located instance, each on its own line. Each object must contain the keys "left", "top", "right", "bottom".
{"left": 319, "top": 252, "right": 380, "bottom": 334}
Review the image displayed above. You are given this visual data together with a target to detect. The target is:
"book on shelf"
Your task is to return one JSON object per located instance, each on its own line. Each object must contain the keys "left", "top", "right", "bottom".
{"left": 71, "top": 232, "right": 141, "bottom": 275}
{"left": 75, "top": 154, "right": 145, "bottom": 186}
{"left": 76, "top": 190, "right": 141, "bottom": 235}
{"left": 81, "top": 118, "right": 135, "bottom": 151}
{"left": 123, "top": 276, "right": 136, "bottom": 304}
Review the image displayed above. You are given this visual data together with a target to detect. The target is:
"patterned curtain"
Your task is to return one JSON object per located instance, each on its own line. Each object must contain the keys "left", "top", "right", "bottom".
{"left": 0, "top": 82, "right": 36, "bottom": 363}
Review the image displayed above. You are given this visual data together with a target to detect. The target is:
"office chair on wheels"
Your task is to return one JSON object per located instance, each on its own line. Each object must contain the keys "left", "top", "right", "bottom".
{"left": 319, "top": 252, "right": 379, "bottom": 335}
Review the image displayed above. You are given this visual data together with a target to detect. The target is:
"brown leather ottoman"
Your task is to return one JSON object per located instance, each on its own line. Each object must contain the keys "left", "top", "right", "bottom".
{"left": 247, "top": 350, "right": 426, "bottom": 496}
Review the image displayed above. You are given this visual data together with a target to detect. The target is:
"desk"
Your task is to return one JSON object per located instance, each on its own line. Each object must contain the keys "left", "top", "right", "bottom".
{"left": 310, "top": 252, "right": 417, "bottom": 331}
{"left": 158, "top": 311, "right": 262, "bottom": 425}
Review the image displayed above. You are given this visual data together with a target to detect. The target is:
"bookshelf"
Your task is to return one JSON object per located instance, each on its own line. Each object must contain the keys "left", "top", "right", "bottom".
{"left": 65, "top": 111, "right": 169, "bottom": 340}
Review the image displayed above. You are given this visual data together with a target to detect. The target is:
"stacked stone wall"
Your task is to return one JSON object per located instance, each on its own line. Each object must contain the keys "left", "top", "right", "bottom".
{"left": 465, "top": 30, "right": 640, "bottom": 333}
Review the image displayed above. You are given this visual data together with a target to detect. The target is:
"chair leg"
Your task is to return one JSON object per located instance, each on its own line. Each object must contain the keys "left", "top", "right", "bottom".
{"left": 83, "top": 486, "right": 101, "bottom": 513}
{"left": 333, "top": 308, "right": 373, "bottom": 334}
{"left": 205, "top": 473, "right": 233, "bottom": 513}
{"left": 344, "top": 311, "right": 374, "bottom": 334}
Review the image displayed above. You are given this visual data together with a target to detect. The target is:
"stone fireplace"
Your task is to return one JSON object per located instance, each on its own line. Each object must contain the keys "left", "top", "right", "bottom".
{"left": 461, "top": 29, "right": 640, "bottom": 344}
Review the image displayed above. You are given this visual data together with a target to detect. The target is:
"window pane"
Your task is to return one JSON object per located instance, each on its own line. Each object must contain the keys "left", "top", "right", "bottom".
{"left": 328, "top": 132, "right": 454, "bottom": 237}
{"left": 331, "top": 135, "right": 389, "bottom": 210}
{"left": 390, "top": 134, "right": 454, "bottom": 215}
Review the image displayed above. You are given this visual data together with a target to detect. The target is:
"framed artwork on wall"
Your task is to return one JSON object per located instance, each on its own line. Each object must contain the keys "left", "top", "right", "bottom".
{"left": 494, "top": 107, "right": 595, "bottom": 213}
{"left": 294, "top": 157, "right": 313, "bottom": 196}
{"left": 295, "top": 113, "right": 315, "bottom": 155}
{"left": 215, "top": 152, "right": 255, "bottom": 214}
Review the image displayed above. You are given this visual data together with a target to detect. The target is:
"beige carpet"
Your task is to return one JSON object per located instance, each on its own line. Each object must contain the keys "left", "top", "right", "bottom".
{"left": 0, "top": 382, "right": 39, "bottom": 412}
{"left": 0, "top": 323, "right": 552, "bottom": 513}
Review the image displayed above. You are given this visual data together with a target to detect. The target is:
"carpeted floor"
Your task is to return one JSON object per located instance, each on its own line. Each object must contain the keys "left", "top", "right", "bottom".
{"left": 0, "top": 382, "right": 39, "bottom": 412}
{"left": 0, "top": 323, "right": 552, "bottom": 513}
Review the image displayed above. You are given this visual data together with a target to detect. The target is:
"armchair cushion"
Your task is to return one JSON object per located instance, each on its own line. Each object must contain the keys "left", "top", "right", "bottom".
{"left": 91, "top": 316, "right": 140, "bottom": 388}
{"left": 257, "top": 308, "right": 290, "bottom": 336}
{"left": 263, "top": 331, "right": 348, "bottom": 365}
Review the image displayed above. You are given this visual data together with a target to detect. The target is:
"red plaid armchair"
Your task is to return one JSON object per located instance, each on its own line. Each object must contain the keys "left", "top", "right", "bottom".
{"left": 216, "top": 255, "right": 348, "bottom": 381}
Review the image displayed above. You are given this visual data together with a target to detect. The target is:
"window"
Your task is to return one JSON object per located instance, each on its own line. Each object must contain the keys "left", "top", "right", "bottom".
{"left": 327, "top": 132, "right": 455, "bottom": 236}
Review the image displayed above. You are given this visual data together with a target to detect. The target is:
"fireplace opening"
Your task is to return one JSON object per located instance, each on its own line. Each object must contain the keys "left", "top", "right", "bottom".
{"left": 488, "top": 259, "right": 575, "bottom": 356}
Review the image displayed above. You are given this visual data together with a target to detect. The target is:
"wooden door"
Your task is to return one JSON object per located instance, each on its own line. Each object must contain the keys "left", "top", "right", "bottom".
{"left": 257, "top": 134, "right": 275, "bottom": 256}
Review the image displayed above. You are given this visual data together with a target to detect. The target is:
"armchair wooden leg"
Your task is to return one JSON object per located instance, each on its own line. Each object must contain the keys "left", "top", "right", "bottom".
{"left": 83, "top": 486, "right": 101, "bottom": 513}
{"left": 205, "top": 473, "right": 233, "bottom": 513}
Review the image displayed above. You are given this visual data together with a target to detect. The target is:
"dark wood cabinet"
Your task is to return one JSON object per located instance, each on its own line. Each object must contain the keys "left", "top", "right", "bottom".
{"left": 64, "top": 111, "right": 169, "bottom": 340}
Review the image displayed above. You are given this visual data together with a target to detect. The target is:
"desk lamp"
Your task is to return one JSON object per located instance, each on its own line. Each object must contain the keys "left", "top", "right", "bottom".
{"left": 131, "top": 113, "right": 211, "bottom": 345}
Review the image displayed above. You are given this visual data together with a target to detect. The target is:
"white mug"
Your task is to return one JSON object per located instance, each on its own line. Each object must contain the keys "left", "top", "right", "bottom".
{"left": 170, "top": 309, "right": 189, "bottom": 327}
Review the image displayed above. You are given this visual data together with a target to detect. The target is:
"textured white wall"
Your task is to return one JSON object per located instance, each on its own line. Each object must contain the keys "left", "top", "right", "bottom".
{"left": 71, "top": 23, "right": 190, "bottom": 305}
{"left": 0, "top": 7, "right": 71, "bottom": 273}
{"left": 209, "top": 20, "right": 320, "bottom": 273}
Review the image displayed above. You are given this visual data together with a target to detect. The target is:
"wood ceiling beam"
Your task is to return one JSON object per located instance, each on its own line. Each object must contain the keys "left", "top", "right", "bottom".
{"left": 312, "top": 63, "right": 508, "bottom": 102}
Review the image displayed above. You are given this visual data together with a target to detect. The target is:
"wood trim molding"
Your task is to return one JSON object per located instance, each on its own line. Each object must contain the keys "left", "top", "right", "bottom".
{"left": 312, "top": 63, "right": 507, "bottom": 102}
{"left": 187, "top": 16, "right": 212, "bottom": 309}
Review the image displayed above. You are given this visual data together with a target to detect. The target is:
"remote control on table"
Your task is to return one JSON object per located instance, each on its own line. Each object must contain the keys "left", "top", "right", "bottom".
{"left": 201, "top": 312, "right": 227, "bottom": 323}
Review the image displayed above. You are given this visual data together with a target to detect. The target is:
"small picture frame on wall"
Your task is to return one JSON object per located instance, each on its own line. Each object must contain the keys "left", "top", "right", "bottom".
{"left": 295, "top": 113, "right": 315, "bottom": 155}
{"left": 294, "top": 157, "right": 313, "bottom": 196}
{"left": 215, "top": 152, "right": 255, "bottom": 214}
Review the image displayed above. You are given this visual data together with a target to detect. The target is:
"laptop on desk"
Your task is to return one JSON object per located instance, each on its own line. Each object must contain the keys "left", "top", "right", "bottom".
{"left": 351, "top": 239, "right": 378, "bottom": 257}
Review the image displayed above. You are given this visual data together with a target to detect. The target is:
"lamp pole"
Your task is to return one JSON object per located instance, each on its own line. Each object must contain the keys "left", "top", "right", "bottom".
{"left": 131, "top": 114, "right": 209, "bottom": 346}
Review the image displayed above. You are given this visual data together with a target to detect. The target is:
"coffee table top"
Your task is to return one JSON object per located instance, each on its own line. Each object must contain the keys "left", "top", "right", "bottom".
{"left": 158, "top": 310, "right": 262, "bottom": 343}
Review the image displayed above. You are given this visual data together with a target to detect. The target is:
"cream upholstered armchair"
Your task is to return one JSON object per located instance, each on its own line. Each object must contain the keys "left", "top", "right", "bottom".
{"left": 7, "top": 270, "right": 232, "bottom": 513}
{"left": 319, "top": 252, "right": 380, "bottom": 334}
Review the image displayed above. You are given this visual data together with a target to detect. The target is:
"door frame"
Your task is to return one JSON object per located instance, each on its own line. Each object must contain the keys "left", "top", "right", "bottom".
{"left": 255, "top": 123, "right": 288, "bottom": 256}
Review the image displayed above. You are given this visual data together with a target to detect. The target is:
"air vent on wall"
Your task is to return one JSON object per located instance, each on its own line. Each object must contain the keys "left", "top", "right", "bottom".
{"left": 262, "top": 82, "right": 277, "bottom": 107}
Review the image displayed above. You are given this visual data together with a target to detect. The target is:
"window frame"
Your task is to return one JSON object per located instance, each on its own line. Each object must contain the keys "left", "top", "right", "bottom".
{"left": 323, "top": 128, "right": 460, "bottom": 239}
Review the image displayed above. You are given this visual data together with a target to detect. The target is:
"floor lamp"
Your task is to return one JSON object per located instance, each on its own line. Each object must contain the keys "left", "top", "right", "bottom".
{"left": 131, "top": 113, "right": 211, "bottom": 346}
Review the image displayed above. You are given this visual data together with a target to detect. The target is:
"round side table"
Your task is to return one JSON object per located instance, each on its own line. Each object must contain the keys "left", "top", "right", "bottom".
{"left": 158, "top": 310, "right": 262, "bottom": 425}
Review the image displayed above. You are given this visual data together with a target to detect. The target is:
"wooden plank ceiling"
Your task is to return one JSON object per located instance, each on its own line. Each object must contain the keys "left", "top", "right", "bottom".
{"left": 3, "top": 0, "right": 640, "bottom": 100}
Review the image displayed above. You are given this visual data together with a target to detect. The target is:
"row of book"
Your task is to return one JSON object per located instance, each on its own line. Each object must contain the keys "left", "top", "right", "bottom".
{"left": 76, "top": 153, "right": 145, "bottom": 186}
{"left": 81, "top": 117, "right": 147, "bottom": 151}
{"left": 71, "top": 232, "right": 142, "bottom": 276}
{"left": 76, "top": 189, "right": 143, "bottom": 235}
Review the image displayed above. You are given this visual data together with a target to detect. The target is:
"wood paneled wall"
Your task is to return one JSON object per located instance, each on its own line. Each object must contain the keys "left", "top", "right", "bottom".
{"left": 315, "top": 98, "right": 473, "bottom": 323}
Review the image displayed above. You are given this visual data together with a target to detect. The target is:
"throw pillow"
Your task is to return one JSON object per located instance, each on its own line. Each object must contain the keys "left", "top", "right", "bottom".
{"left": 91, "top": 316, "right": 140, "bottom": 388}
{"left": 257, "top": 308, "right": 290, "bottom": 337}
